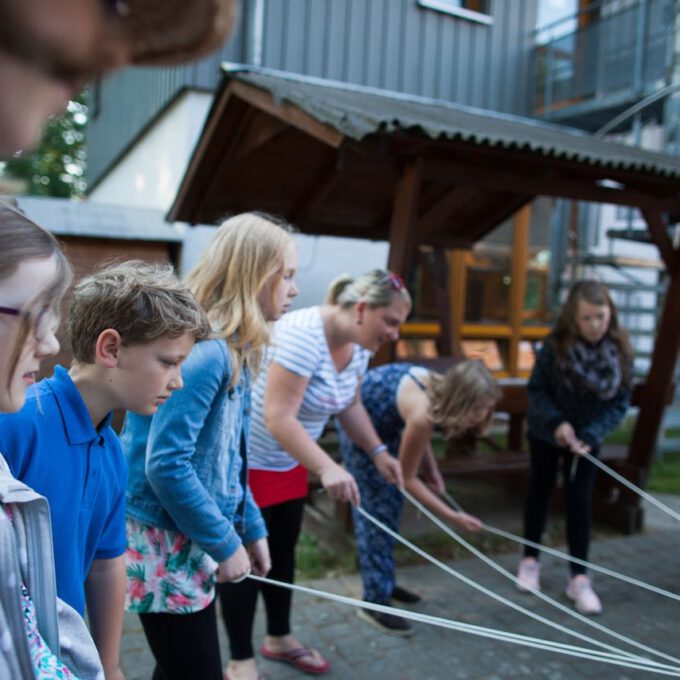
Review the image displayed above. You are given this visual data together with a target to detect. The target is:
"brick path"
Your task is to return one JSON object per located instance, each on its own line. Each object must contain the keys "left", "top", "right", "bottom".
{"left": 120, "top": 494, "right": 680, "bottom": 680}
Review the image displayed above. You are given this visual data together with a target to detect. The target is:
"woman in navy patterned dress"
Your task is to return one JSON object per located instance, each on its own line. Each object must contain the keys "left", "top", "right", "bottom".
{"left": 340, "top": 360, "right": 500, "bottom": 636}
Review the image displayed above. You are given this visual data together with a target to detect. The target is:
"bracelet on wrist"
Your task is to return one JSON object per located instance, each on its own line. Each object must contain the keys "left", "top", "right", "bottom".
{"left": 369, "top": 443, "right": 388, "bottom": 459}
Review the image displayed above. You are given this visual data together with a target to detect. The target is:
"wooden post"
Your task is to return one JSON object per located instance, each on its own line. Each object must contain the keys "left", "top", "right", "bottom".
{"left": 449, "top": 249, "right": 468, "bottom": 353}
{"left": 627, "top": 266, "right": 680, "bottom": 472}
{"left": 506, "top": 205, "right": 531, "bottom": 452}
{"left": 609, "top": 211, "right": 680, "bottom": 531}
{"left": 387, "top": 157, "right": 424, "bottom": 276}
{"left": 508, "top": 205, "right": 531, "bottom": 376}
{"left": 432, "top": 248, "right": 456, "bottom": 357}
{"left": 373, "top": 157, "right": 424, "bottom": 366}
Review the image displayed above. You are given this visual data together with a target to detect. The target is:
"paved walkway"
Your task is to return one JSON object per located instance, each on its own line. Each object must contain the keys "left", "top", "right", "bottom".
{"left": 120, "top": 497, "right": 680, "bottom": 680}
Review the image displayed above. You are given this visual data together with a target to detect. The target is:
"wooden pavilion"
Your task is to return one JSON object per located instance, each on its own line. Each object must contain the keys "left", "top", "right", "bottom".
{"left": 169, "top": 65, "right": 680, "bottom": 532}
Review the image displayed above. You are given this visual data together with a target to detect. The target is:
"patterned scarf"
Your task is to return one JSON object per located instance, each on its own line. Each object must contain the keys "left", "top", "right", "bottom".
{"left": 561, "top": 336, "right": 622, "bottom": 400}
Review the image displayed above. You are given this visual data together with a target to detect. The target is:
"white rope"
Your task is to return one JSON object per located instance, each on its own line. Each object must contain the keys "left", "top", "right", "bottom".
{"left": 246, "top": 574, "right": 680, "bottom": 676}
{"left": 581, "top": 451, "right": 680, "bottom": 524}
{"left": 485, "top": 524, "right": 680, "bottom": 602}
{"left": 440, "top": 490, "right": 680, "bottom": 604}
{"left": 356, "top": 505, "right": 679, "bottom": 668}
{"left": 400, "top": 489, "right": 680, "bottom": 667}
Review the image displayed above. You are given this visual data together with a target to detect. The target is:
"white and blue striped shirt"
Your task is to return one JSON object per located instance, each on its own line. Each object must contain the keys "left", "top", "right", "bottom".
{"left": 249, "top": 306, "right": 371, "bottom": 472}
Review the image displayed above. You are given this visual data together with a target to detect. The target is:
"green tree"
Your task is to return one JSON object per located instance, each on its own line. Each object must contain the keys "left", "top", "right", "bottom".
{"left": 1, "top": 94, "right": 87, "bottom": 198}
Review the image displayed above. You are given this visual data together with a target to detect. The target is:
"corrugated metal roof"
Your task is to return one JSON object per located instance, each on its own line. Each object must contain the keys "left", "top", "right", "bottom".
{"left": 222, "top": 64, "right": 680, "bottom": 179}
{"left": 15, "top": 197, "right": 183, "bottom": 242}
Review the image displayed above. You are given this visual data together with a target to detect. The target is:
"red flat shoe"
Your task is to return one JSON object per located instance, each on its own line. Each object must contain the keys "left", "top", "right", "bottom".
{"left": 260, "top": 645, "right": 330, "bottom": 675}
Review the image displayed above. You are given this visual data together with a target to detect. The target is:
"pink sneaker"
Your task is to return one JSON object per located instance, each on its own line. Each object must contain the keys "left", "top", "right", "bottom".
{"left": 516, "top": 557, "right": 541, "bottom": 593}
{"left": 566, "top": 575, "right": 602, "bottom": 615}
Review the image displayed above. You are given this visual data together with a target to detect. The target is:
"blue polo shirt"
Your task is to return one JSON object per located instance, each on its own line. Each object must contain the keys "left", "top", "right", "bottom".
{"left": 0, "top": 365, "right": 127, "bottom": 615}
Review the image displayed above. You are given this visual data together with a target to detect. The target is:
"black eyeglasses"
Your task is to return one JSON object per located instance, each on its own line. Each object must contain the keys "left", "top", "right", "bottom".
{"left": 0, "top": 305, "right": 21, "bottom": 318}
{"left": 0, "top": 304, "right": 55, "bottom": 342}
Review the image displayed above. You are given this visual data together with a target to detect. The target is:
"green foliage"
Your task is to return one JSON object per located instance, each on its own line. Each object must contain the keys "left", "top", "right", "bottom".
{"left": 295, "top": 531, "right": 356, "bottom": 580}
{"left": 2, "top": 95, "right": 87, "bottom": 198}
{"left": 648, "top": 452, "right": 680, "bottom": 495}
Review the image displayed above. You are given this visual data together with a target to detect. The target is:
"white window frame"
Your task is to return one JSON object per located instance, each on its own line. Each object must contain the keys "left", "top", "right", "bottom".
{"left": 417, "top": 0, "right": 494, "bottom": 25}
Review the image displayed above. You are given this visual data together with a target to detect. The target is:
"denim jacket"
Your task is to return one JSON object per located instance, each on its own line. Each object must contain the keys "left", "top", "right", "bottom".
{"left": 123, "top": 338, "right": 267, "bottom": 563}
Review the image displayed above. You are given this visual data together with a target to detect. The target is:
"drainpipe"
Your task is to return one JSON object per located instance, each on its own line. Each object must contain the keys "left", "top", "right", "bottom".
{"left": 632, "top": 0, "right": 649, "bottom": 97}
{"left": 245, "top": 0, "right": 265, "bottom": 66}
{"left": 664, "top": 0, "right": 680, "bottom": 156}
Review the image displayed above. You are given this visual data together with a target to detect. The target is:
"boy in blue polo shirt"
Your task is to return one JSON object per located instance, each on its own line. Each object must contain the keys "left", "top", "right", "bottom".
{"left": 0, "top": 261, "right": 209, "bottom": 680}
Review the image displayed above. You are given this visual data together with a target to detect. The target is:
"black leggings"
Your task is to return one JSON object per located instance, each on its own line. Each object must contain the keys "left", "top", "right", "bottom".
{"left": 138, "top": 597, "right": 223, "bottom": 680}
{"left": 219, "top": 497, "right": 306, "bottom": 660}
{"left": 523, "top": 437, "right": 599, "bottom": 576}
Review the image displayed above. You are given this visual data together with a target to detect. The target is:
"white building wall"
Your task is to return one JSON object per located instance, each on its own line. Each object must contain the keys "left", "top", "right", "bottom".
{"left": 89, "top": 91, "right": 213, "bottom": 211}
{"left": 181, "top": 226, "right": 389, "bottom": 310}
{"left": 89, "top": 90, "right": 389, "bottom": 304}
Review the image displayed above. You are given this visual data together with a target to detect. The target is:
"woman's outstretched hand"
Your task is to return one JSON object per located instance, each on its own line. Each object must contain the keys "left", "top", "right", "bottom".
{"left": 374, "top": 451, "right": 404, "bottom": 487}
{"left": 452, "top": 512, "right": 483, "bottom": 532}
{"left": 320, "top": 462, "right": 361, "bottom": 506}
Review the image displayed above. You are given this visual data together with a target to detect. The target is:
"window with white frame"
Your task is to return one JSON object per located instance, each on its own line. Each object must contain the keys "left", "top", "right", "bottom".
{"left": 417, "top": 0, "right": 493, "bottom": 25}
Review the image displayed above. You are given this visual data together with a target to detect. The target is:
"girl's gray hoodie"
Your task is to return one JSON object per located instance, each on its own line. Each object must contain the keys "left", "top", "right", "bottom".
{"left": 0, "top": 454, "right": 103, "bottom": 679}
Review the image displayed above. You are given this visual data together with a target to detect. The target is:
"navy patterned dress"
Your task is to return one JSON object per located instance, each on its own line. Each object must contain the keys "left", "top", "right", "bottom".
{"left": 339, "top": 362, "right": 425, "bottom": 604}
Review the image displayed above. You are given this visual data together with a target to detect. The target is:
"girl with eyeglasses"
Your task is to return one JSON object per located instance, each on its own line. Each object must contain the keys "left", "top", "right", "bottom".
{"left": 220, "top": 270, "right": 409, "bottom": 680}
{"left": 0, "top": 202, "right": 104, "bottom": 678}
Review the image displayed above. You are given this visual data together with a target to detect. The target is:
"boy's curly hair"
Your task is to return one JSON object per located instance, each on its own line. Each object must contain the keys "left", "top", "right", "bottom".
{"left": 69, "top": 260, "right": 210, "bottom": 363}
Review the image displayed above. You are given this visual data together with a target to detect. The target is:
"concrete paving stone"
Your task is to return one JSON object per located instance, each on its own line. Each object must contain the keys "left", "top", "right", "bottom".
{"left": 120, "top": 524, "right": 680, "bottom": 679}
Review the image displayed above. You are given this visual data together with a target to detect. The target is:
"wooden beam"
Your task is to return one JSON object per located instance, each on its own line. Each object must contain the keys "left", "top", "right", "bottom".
{"left": 465, "top": 195, "right": 533, "bottom": 244}
{"left": 424, "top": 159, "right": 680, "bottom": 213}
{"left": 229, "top": 113, "right": 289, "bottom": 163}
{"left": 625, "top": 255, "right": 680, "bottom": 491}
{"left": 508, "top": 205, "right": 531, "bottom": 375}
{"left": 432, "top": 248, "right": 457, "bottom": 357}
{"left": 642, "top": 209, "right": 675, "bottom": 271}
{"left": 387, "top": 157, "right": 425, "bottom": 275}
{"left": 230, "top": 80, "right": 345, "bottom": 149}
{"left": 168, "top": 87, "right": 243, "bottom": 222}
{"left": 380, "top": 157, "right": 424, "bottom": 365}
{"left": 449, "top": 250, "right": 468, "bottom": 352}
{"left": 290, "top": 151, "right": 344, "bottom": 223}
{"left": 417, "top": 185, "right": 472, "bottom": 239}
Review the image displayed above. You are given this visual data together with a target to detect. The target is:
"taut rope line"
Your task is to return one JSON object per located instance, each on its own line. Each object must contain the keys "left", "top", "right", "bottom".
{"left": 400, "top": 488, "right": 680, "bottom": 666}
{"left": 356, "top": 505, "right": 680, "bottom": 667}
{"left": 245, "top": 574, "right": 680, "bottom": 676}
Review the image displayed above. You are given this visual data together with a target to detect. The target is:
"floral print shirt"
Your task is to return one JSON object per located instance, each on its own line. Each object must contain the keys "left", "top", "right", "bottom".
{"left": 2, "top": 505, "right": 79, "bottom": 679}
{"left": 125, "top": 517, "right": 218, "bottom": 613}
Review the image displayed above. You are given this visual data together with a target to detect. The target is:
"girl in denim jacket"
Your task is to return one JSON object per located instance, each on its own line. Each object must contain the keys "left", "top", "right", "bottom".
{"left": 517, "top": 281, "right": 633, "bottom": 615}
{"left": 122, "top": 213, "right": 299, "bottom": 680}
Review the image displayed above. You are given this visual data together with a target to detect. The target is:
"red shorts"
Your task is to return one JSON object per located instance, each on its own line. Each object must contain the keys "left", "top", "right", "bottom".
{"left": 248, "top": 465, "right": 308, "bottom": 509}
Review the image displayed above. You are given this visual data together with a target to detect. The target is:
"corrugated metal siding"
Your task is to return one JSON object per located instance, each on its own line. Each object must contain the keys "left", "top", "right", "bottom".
{"left": 87, "top": 0, "right": 537, "bottom": 187}
{"left": 260, "top": 0, "right": 537, "bottom": 111}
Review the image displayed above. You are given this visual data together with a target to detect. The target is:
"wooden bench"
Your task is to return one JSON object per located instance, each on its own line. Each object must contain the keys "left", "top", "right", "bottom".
{"left": 437, "top": 381, "right": 665, "bottom": 477}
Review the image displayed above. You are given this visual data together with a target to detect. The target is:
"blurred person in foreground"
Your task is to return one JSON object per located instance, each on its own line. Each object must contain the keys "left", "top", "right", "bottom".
{"left": 0, "top": 0, "right": 236, "bottom": 156}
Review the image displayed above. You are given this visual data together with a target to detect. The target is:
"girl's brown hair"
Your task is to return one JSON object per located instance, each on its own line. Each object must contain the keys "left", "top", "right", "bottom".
{"left": 427, "top": 360, "right": 501, "bottom": 439}
{"left": 0, "top": 202, "right": 72, "bottom": 387}
{"left": 551, "top": 280, "right": 633, "bottom": 384}
{"left": 185, "top": 212, "right": 294, "bottom": 388}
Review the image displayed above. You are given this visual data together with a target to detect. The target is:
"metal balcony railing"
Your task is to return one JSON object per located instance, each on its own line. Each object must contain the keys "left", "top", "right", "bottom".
{"left": 533, "top": 0, "right": 674, "bottom": 117}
